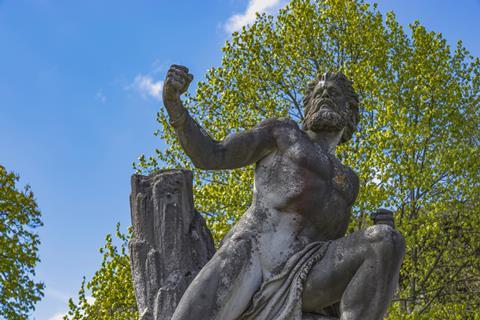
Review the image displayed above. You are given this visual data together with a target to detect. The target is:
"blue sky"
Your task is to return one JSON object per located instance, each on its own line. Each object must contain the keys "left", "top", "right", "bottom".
{"left": 0, "top": 0, "right": 479, "bottom": 319}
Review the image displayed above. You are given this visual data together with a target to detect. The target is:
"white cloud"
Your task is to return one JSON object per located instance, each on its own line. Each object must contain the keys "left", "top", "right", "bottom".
{"left": 131, "top": 74, "right": 164, "bottom": 101}
{"left": 224, "top": 0, "right": 288, "bottom": 33}
{"left": 49, "top": 312, "right": 66, "bottom": 320}
{"left": 96, "top": 89, "right": 107, "bottom": 103}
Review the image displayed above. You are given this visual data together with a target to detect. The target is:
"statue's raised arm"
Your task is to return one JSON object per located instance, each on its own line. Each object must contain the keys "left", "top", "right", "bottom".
{"left": 162, "top": 64, "right": 277, "bottom": 170}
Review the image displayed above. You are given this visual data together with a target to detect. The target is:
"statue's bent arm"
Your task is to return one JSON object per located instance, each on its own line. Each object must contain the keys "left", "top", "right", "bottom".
{"left": 172, "top": 111, "right": 278, "bottom": 170}
{"left": 163, "top": 64, "right": 279, "bottom": 170}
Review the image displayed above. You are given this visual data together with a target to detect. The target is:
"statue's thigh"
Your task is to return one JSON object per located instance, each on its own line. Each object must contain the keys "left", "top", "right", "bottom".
{"left": 302, "top": 230, "right": 369, "bottom": 312}
{"left": 173, "top": 233, "right": 262, "bottom": 320}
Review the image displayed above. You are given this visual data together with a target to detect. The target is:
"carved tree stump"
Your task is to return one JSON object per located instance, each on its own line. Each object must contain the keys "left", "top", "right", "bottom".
{"left": 129, "top": 170, "right": 215, "bottom": 320}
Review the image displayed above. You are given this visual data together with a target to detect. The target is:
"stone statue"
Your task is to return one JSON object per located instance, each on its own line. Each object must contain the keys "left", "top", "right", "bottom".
{"left": 161, "top": 64, "right": 405, "bottom": 320}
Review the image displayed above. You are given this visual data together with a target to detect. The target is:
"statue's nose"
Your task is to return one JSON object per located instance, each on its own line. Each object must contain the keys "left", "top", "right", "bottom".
{"left": 321, "top": 89, "right": 330, "bottom": 99}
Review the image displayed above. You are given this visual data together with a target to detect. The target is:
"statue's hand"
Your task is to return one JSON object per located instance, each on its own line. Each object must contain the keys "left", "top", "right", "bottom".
{"left": 163, "top": 64, "right": 194, "bottom": 102}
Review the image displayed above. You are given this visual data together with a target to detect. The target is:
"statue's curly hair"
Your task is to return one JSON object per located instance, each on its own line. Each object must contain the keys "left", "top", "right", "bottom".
{"left": 302, "top": 71, "right": 360, "bottom": 144}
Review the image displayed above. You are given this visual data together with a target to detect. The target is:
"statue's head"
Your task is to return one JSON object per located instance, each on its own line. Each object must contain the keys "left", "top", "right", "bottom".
{"left": 302, "top": 71, "right": 360, "bottom": 144}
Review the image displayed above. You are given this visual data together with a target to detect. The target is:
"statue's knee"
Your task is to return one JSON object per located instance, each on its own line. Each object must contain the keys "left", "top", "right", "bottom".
{"left": 364, "top": 225, "right": 405, "bottom": 259}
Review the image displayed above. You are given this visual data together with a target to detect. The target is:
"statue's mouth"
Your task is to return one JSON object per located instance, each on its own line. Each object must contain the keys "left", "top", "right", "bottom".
{"left": 313, "top": 98, "right": 336, "bottom": 113}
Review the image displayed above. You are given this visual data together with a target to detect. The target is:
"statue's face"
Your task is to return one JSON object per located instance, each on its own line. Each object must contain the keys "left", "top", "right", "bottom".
{"left": 304, "top": 80, "right": 348, "bottom": 132}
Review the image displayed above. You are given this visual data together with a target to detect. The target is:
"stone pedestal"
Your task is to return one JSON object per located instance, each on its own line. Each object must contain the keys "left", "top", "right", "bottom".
{"left": 129, "top": 170, "right": 215, "bottom": 320}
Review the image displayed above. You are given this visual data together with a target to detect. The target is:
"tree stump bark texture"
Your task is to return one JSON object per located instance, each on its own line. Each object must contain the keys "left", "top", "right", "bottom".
{"left": 129, "top": 170, "right": 215, "bottom": 320}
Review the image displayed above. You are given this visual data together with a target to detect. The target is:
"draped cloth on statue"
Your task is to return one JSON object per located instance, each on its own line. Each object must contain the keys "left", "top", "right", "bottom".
{"left": 238, "top": 241, "right": 331, "bottom": 320}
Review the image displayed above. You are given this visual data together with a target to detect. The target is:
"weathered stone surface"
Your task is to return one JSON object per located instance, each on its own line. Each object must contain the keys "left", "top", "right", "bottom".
{"left": 129, "top": 169, "right": 215, "bottom": 320}
{"left": 160, "top": 65, "right": 405, "bottom": 320}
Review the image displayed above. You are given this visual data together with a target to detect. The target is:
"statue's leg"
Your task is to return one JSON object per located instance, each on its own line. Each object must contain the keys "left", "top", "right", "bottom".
{"left": 302, "top": 225, "right": 405, "bottom": 320}
{"left": 171, "top": 232, "right": 262, "bottom": 320}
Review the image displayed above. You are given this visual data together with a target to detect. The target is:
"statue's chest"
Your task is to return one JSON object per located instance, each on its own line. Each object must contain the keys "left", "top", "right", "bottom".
{"left": 285, "top": 141, "right": 359, "bottom": 205}
{"left": 329, "top": 157, "right": 357, "bottom": 199}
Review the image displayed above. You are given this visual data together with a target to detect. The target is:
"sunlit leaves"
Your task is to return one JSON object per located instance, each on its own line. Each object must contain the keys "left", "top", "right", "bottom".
{"left": 0, "top": 165, "right": 44, "bottom": 320}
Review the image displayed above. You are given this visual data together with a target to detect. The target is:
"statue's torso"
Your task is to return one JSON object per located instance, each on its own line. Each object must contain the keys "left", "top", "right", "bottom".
{"left": 232, "top": 120, "right": 359, "bottom": 277}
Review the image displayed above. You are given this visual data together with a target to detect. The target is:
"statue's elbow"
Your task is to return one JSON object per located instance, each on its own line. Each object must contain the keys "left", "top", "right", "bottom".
{"left": 191, "top": 157, "right": 219, "bottom": 170}
{"left": 192, "top": 146, "right": 227, "bottom": 170}
{"left": 189, "top": 145, "right": 225, "bottom": 170}
{"left": 190, "top": 158, "right": 206, "bottom": 169}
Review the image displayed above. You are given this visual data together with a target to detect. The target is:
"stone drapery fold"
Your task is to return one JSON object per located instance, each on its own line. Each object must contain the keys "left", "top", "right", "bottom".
{"left": 238, "top": 241, "right": 331, "bottom": 320}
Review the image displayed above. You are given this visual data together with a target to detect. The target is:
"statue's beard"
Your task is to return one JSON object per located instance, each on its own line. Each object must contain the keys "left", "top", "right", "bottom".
{"left": 304, "top": 98, "right": 347, "bottom": 132}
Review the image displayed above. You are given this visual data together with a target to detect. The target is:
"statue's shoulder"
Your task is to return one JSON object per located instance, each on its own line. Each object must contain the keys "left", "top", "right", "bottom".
{"left": 258, "top": 117, "right": 300, "bottom": 133}
{"left": 257, "top": 118, "right": 302, "bottom": 150}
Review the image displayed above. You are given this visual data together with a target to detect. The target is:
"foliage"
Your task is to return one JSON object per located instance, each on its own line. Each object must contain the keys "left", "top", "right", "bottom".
{"left": 136, "top": 0, "right": 480, "bottom": 317}
{"left": 0, "top": 165, "right": 44, "bottom": 320}
{"left": 64, "top": 224, "right": 137, "bottom": 320}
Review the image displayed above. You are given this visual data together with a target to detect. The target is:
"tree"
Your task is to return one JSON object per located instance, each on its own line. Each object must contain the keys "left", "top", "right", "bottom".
{"left": 0, "top": 165, "right": 44, "bottom": 319}
{"left": 136, "top": 0, "right": 480, "bottom": 317}
{"left": 64, "top": 224, "right": 137, "bottom": 320}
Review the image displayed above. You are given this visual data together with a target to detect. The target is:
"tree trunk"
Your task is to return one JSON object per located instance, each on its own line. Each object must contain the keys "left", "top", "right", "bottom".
{"left": 129, "top": 169, "right": 215, "bottom": 320}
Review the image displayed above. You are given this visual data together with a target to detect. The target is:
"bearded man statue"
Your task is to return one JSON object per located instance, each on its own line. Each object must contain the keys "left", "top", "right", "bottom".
{"left": 161, "top": 65, "right": 405, "bottom": 320}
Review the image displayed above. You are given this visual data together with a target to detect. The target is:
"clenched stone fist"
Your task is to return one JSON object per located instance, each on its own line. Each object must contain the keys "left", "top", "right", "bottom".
{"left": 163, "top": 64, "right": 194, "bottom": 102}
